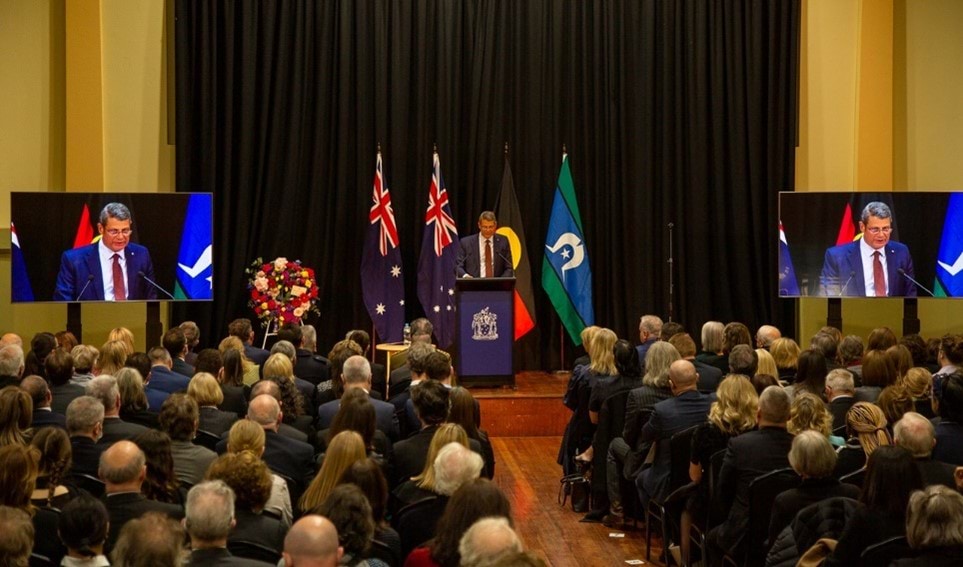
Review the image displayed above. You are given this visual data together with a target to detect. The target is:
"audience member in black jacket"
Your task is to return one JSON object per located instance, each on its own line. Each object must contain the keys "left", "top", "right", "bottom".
{"left": 894, "top": 411, "right": 958, "bottom": 488}
{"left": 833, "top": 401, "right": 893, "bottom": 479}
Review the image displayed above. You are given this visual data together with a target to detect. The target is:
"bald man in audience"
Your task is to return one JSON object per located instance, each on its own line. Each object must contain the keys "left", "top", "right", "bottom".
{"left": 21, "top": 374, "right": 66, "bottom": 430}
{"left": 282, "top": 515, "right": 343, "bottom": 567}
{"left": 635, "top": 360, "right": 714, "bottom": 506}
{"left": 100, "top": 440, "right": 183, "bottom": 551}
{"left": 755, "top": 325, "right": 781, "bottom": 349}
{"left": 458, "top": 517, "right": 524, "bottom": 567}
{"left": 248, "top": 379, "right": 308, "bottom": 443}
{"left": 0, "top": 332, "right": 23, "bottom": 347}
{"left": 894, "top": 412, "right": 957, "bottom": 488}
{"left": 708, "top": 385, "right": 794, "bottom": 559}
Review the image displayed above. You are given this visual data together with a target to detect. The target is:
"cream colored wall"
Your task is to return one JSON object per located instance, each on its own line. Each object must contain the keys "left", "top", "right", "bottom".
{"left": 0, "top": 0, "right": 172, "bottom": 350}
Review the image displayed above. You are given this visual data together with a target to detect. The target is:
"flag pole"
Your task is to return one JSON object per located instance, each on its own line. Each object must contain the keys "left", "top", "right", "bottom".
{"left": 559, "top": 326, "right": 566, "bottom": 371}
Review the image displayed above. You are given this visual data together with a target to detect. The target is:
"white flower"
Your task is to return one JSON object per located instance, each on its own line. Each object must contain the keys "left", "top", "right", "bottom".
{"left": 274, "top": 257, "right": 289, "bottom": 272}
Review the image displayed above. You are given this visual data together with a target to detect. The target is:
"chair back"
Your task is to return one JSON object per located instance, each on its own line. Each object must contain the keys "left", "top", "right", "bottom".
{"left": 705, "top": 448, "right": 728, "bottom": 529}
{"left": 396, "top": 496, "right": 448, "bottom": 559}
{"left": 68, "top": 473, "right": 105, "bottom": 498}
{"left": 668, "top": 425, "right": 700, "bottom": 493}
{"left": 599, "top": 390, "right": 631, "bottom": 443}
{"left": 745, "top": 468, "right": 799, "bottom": 567}
{"left": 858, "top": 535, "right": 914, "bottom": 566}
{"left": 228, "top": 540, "right": 282, "bottom": 564}
{"left": 369, "top": 539, "right": 399, "bottom": 567}
{"left": 840, "top": 466, "right": 866, "bottom": 489}
{"left": 194, "top": 429, "right": 221, "bottom": 451}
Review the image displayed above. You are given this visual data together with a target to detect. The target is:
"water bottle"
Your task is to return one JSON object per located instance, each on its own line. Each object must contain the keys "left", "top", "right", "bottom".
{"left": 403, "top": 323, "right": 411, "bottom": 345}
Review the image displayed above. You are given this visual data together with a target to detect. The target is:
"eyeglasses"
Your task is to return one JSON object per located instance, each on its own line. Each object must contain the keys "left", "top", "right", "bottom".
{"left": 865, "top": 227, "right": 892, "bottom": 235}
{"left": 105, "top": 229, "right": 132, "bottom": 237}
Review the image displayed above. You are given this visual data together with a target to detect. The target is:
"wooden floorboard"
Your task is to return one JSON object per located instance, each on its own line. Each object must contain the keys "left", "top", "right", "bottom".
{"left": 492, "top": 436, "right": 663, "bottom": 567}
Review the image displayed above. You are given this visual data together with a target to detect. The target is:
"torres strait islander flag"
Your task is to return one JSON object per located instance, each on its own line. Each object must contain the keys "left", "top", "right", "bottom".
{"left": 495, "top": 152, "right": 536, "bottom": 339}
{"left": 416, "top": 150, "right": 459, "bottom": 348}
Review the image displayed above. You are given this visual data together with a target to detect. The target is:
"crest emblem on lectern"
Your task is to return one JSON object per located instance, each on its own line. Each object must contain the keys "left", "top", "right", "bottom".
{"left": 471, "top": 307, "right": 498, "bottom": 341}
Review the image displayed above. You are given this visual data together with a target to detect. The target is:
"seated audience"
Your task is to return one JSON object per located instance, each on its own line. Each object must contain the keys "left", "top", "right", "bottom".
{"left": 405, "top": 478, "right": 512, "bottom": 567}
{"left": 146, "top": 347, "right": 191, "bottom": 409}
{"left": 447, "top": 386, "right": 494, "bottom": 478}
{"left": 458, "top": 517, "right": 525, "bottom": 567}
{"left": 900, "top": 334, "right": 929, "bottom": 367}
{"left": 183, "top": 480, "right": 268, "bottom": 566}
{"left": 30, "top": 426, "right": 76, "bottom": 509}
{"left": 834, "top": 401, "right": 893, "bottom": 478}
{"left": 932, "top": 335, "right": 963, "bottom": 396}
{"left": 932, "top": 372, "right": 963, "bottom": 465}
{"left": 636, "top": 316, "right": 662, "bottom": 371}
{"left": 392, "top": 424, "right": 470, "bottom": 515}
{"left": 317, "top": 339, "right": 364, "bottom": 406}
{"left": 854, "top": 349, "right": 898, "bottom": 403}
{"left": 25, "top": 332, "right": 57, "bottom": 378}
{"left": 708, "top": 385, "right": 793, "bottom": 558}
{"left": 755, "top": 325, "right": 781, "bottom": 350}
{"left": 226, "top": 419, "right": 293, "bottom": 526}
{"left": 388, "top": 341, "right": 434, "bottom": 415}
{"left": 227, "top": 318, "right": 270, "bottom": 368}
{"left": 247, "top": 379, "right": 309, "bottom": 443}
{"left": 589, "top": 340, "right": 643, "bottom": 424}
{"left": 786, "top": 349, "right": 827, "bottom": 400}
{"left": 0, "top": 506, "right": 33, "bottom": 566}
{"left": 559, "top": 327, "right": 617, "bottom": 473}
{"left": 825, "top": 445, "right": 922, "bottom": 566}
{"left": 107, "top": 327, "right": 136, "bottom": 357}
{"left": 219, "top": 335, "right": 262, "bottom": 386}
{"left": 318, "top": 355, "right": 399, "bottom": 441}
{"left": 344, "top": 330, "right": 386, "bottom": 396}
{"left": 769, "top": 337, "right": 800, "bottom": 384}
{"left": 755, "top": 348, "right": 778, "bottom": 380}
{"left": 903, "top": 366, "right": 935, "bottom": 419}
{"left": 193, "top": 347, "right": 223, "bottom": 376}
{"left": 787, "top": 392, "right": 843, "bottom": 446}
{"left": 188, "top": 372, "right": 238, "bottom": 436}
{"left": 894, "top": 412, "right": 957, "bottom": 488}
{"left": 727, "top": 344, "right": 757, "bottom": 377}
{"left": 47, "top": 348, "right": 85, "bottom": 415}
{"left": 877, "top": 384, "right": 914, "bottom": 427}
{"left": 66, "top": 395, "right": 105, "bottom": 478}
{"left": 767, "top": 431, "right": 860, "bottom": 546}
{"left": 314, "top": 484, "right": 388, "bottom": 567}
{"left": 695, "top": 321, "right": 728, "bottom": 375}
{"left": 0, "top": 343, "right": 25, "bottom": 388}
{"left": 21, "top": 374, "right": 67, "bottom": 430}
{"left": 0, "top": 442, "right": 65, "bottom": 563}
{"left": 159, "top": 393, "right": 216, "bottom": 486}
{"left": 888, "top": 344, "right": 915, "bottom": 383}
{"left": 867, "top": 327, "right": 898, "bottom": 352}
{"left": 164, "top": 327, "right": 194, "bottom": 378}
{"left": 825, "top": 368, "right": 856, "bottom": 431}
{"left": 279, "top": 323, "right": 331, "bottom": 387}
{"left": 58, "top": 494, "right": 110, "bottom": 566}
{"left": 263, "top": 352, "right": 312, "bottom": 422}
{"left": 56, "top": 332, "right": 79, "bottom": 354}
{"left": 895, "top": 485, "right": 963, "bottom": 566}
{"left": 282, "top": 515, "right": 343, "bottom": 567}
{"left": 179, "top": 321, "right": 201, "bottom": 367}
{"left": 319, "top": 387, "right": 390, "bottom": 464}
{"left": 339, "top": 458, "right": 400, "bottom": 565}
{"left": 394, "top": 380, "right": 455, "bottom": 486}
{"left": 810, "top": 331, "right": 840, "bottom": 371}
{"left": 206, "top": 451, "right": 288, "bottom": 554}
{"left": 750, "top": 374, "right": 780, "bottom": 396}
{"left": 97, "top": 339, "right": 130, "bottom": 377}
{"left": 669, "top": 333, "right": 723, "bottom": 393}
{"left": 87, "top": 374, "right": 149, "bottom": 445}
{"left": 837, "top": 335, "right": 864, "bottom": 383}
{"left": 217, "top": 348, "right": 250, "bottom": 416}
{"left": 722, "top": 323, "right": 752, "bottom": 357}
{"left": 300, "top": 430, "right": 367, "bottom": 514}
{"left": 100, "top": 440, "right": 183, "bottom": 551}
{"left": 133, "top": 429, "right": 185, "bottom": 505}
{"left": 115, "top": 367, "right": 159, "bottom": 428}
{"left": 124, "top": 352, "right": 152, "bottom": 384}
{"left": 0, "top": 385, "right": 32, "bottom": 446}
{"left": 111, "top": 511, "right": 186, "bottom": 566}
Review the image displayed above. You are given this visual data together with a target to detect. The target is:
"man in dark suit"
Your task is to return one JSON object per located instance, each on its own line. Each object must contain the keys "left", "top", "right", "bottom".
{"left": 100, "top": 440, "right": 183, "bottom": 552}
{"left": 282, "top": 515, "right": 343, "bottom": 567}
{"left": 164, "top": 327, "right": 195, "bottom": 378}
{"left": 281, "top": 324, "right": 330, "bottom": 386}
{"left": 180, "top": 321, "right": 201, "bottom": 367}
{"left": 21, "top": 375, "right": 67, "bottom": 429}
{"left": 86, "top": 375, "right": 148, "bottom": 446}
{"left": 668, "top": 333, "right": 724, "bottom": 393}
{"left": 819, "top": 201, "right": 917, "bottom": 297}
{"left": 895, "top": 411, "right": 957, "bottom": 488}
{"left": 66, "top": 395, "right": 106, "bottom": 478}
{"left": 455, "top": 211, "right": 514, "bottom": 278}
{"left": 635, "top": 360, "right": 715, "bottom": 506}
{"left": 145, "top": 347, "right": 191, "bottom": 410}
{"left": 184, "top": 481, "right": 270, "bottom": 567}
{"left": 316, "top": 355, "right": 400, "bottom": 441}
{"left": 708, "top": 385, "right": 794, "bottom": 558}
{"left": 635, "top": 315, "right": 663, "bottom": 371}
{"left": 46, "top": 348, "right": 85, "bottom": 415}
{"left": 229, "top": 318, "right": 271, "bottom": 366}
{"left": 53, "top": 202, "right": 158, "bottom": 301}
{"left": 246, "top": 380, "right": 311, "bottom": 443}
{"left": 826, "top": 368, "right": 857, "bottom": 431}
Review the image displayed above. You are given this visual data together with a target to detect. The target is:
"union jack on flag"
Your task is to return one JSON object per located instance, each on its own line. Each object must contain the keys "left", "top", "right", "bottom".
{"left": 417, "top": 150, "right": 460, "bottom": 347}
{"left": 361, "top": 149, "right": 406, "bottom": 342}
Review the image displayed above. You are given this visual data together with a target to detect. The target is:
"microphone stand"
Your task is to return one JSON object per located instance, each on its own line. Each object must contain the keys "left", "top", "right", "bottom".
{"left": 667, "top": 222, "right": 675, "bottom": 323}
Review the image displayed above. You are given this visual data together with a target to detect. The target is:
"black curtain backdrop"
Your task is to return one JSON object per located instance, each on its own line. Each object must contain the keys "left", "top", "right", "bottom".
{"left": 173, "top": 0, "right": 800, "bottom": 369}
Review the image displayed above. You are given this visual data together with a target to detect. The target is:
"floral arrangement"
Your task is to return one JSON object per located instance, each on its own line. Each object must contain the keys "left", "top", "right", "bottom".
{"left": 246, "top": 257, "right": 320, "bottom": 326}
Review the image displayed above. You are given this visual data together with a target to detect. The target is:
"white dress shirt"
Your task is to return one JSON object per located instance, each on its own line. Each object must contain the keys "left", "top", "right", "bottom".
{"left": 477, "top": 236, "right": 494, "bottom": 277}
{"left": 859, "top": 238, "right": 888, "bottom": 297}
{"left": 98, "top": 239, "right": 127, "bottom": 301}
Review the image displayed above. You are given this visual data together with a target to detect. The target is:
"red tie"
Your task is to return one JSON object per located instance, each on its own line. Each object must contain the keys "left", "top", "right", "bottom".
{"left": 112, "top": 253, "right": 126, "bottom": 301}
{"left": 485, "top": 239, "right": 493, "bottom": 278}
{"left": 873, "top": 251, "right": 886, "bottom": 297}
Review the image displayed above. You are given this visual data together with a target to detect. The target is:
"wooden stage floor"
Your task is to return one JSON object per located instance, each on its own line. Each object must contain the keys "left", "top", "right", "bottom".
{"left": 493, "top": 436, "right": 661, "bottom": 566}
{"left": 470, "top": 371, "right": 571, "bottom": 437}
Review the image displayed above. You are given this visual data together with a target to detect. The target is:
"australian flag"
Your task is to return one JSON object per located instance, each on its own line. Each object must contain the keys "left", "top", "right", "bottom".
{"left": 174, "top": 193, "right": 213, "bottom": 299}
{"left": 361, "top": 150, "right": 406, "bottom": 342}
{"left": 11, "top": 223, "right": 34, "bottom": 302}
{"left": 416, "top": 150, "right": 459, "bottom": 347}
{"left": 778, "top": 221, "right": 800, "bottom": 296}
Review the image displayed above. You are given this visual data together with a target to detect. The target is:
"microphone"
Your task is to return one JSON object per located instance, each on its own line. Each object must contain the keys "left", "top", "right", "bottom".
{"left": 75, "top": 275, "right": 95, "bottom": 302}
{"left": 838, "top": 271, "right": 856, "bottom": 297}
{"left": 898, "top": 268, "right": 935, "bottom": 297}
{"left": 496, "top": 250, "right": 514, "bottom": 277}
{"left": 138, "top": 271, "right": 175, "bottom": 300}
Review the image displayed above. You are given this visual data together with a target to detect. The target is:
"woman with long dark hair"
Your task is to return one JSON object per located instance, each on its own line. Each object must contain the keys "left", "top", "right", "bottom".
{"left": 447, "top": 387, "right": 494, "bottom": 478}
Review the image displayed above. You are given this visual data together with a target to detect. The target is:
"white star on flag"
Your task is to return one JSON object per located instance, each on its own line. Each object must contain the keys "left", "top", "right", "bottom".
{"left": 447, "top": 288, "right": 454, "bottom": 296}
{"left": 561, "top": 249, "right": 571, "bottom": 259}
{"left": 399, "top": 300, "right": 405, "bottom": 306}
{"left": 375, "top": 303, "right": 386, "bottom": 315}
{"left": 390, "top": 265, "right": 401, "bottom": 277}
{"left": 433, "top": 305, "right": 440, "bottom": 313}
{"left": 446, "top": 306, "right": 452, "bottom": 311}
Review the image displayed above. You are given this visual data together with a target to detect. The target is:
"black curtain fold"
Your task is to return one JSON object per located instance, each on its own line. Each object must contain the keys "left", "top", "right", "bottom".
{"left": 174, "top": 0, "right": 799, "bottom": 368}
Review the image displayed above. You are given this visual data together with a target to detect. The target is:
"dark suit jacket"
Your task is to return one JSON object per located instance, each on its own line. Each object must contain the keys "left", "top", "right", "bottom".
{"left": 820, "top": 240, "right": 917, "bottom": 297}
{"left": 293, "top": 349, "right": 330, "bottom": 385}
{"left": 637, "top": 390, "right": 715, "bottom": 502}
{"left": 829, "top": 396, "right": 856, "bottom": 431}
{"left": 218, "top": 429, "right": 316, "bottom": 492}
{"left": 99, "top": 416, "right": 149, "bottom": 446}
{"left": 103, "top": 492, "right": 183, "bottom": 551}
{"left": 199, "top": 406, "right": 239, "bottom": 437}
{"left": 70, "top": 435, "right": 105, "bottom": 478}
{"left": 148, "top": 365, "right": 191, "bottom": 394}
{"left": 219, "top": 384, "right": 249, "bottom": 416}
{"left": 768, "top": 477, "right": 860, "bottom": 547}
{"left": 916, "top": 457, "right": 957, "bottom": 489}
{"left": 933, "top": 421, "right": 963, "bottom": 466}
{"left": 693, "top": 360, "right": 724, "bottom": 392}
{"left": 53, "top": 242, "right": 157, "bottom": 301}
{"left": 50, "top": 382, "right": 86, "bottom": 415}
{"left": 455, "top": 233, "right": 514, "bottom": 278}
{"left": 244, "top": 344, "right": 271, "bottom": 366}
{"left": 392, "top": 425, "right": 483, "bottom": 487}
{"left": 172, "top": 358, "right": 195, "bottom": 378}
{"left": 187, "top": 547, "right": 273, "bottom": 567}
{"left": 636, "top": 339, "right": 658, "bottom": 371}
{"left": 229, "top": 509, "right": 287, "bottom": 556}
{"left": 622, "top": 385, "right": 673, "bottom": 478}
{"left": 31, "top": 408, "right": 66, "bottom": 430}
{"left": 711, "top": 426, "right": 794, "bottom": 553}
{"left": 317, "top": 395, "right": 401, "bottom": 441}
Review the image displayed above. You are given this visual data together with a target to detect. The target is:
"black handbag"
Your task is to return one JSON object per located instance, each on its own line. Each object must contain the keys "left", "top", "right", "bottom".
{"left": 558, "top": 472, "right": 592, "bottom": 513}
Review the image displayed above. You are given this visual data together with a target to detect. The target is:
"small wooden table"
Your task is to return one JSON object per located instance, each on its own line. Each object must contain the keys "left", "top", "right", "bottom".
{"left": 375, "top": 342, "right": 409, "bottom": 397}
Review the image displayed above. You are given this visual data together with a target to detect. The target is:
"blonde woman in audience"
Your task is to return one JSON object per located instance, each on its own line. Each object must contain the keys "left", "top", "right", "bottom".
{"left": 391, "top": 423, "right": 470, "bottom": 515}
{"left": 115, "top": 367, "right": 158, "bottom": 428}
{"left": 900, "top": 485, "right": 963, "bottom": 565}
{"left": 877, "top": 385, "right": 914, "bottom": 430}
{"left": 788, "top": 392, "right": 843, "bottom": 446}
{"left": 108, "top": 327, "right": 136, "bottom": 355}
{"left": 299, "top": 430, "right": 366, "bottom": 514}
{"left": 770, "top": 337, "right": 801, "bottom": 384}
{"left": 902, "top": 367, "right": 935, "bottom": 419}
{"left": 218, "top": 335, "right": 260, "bottom": 385}
{"left": 564, "top": 328, "right": 618, "bottom": 468}
{"left": 226, "top": 419, "right": 292, "bottom": 526}
{"left": 834, "top": 401, "right": 893, "bottom": 477}
{"left": 0, "top": 386, "right": 32, "bottom": 447}
{"left": 69, "top": 344, "right": 99, "bottom": 385}
{"left": 96, "top": 340, "right": 128, "bottom": 376}
{"left": 695, "top": 321, "right": 727, "bottom": 374}
{"left": 187, "top": 372, "right": 238, "bottom": 436}
{"left": 755, "top": 348, "right": 778, "bottom": 379}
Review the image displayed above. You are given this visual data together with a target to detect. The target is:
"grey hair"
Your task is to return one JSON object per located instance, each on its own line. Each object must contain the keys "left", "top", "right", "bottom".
{"left": 343, "top": 355, "right": 372, "bottom": 384}
{"left": 86, "top": 375, "right": 120, "bottom": 412}
{"left": 270, "top": 340, "right": 297, "bottom": 362}
{"left": 860, "top": 201, "right": 892, "bottom": 224}
{"left": 66, "top": 396, "right": 105, "bottom": 435}
{"left": 894, "top": 412, "right": 936, "bottom": 458}
{"left": 0, "top": 344, "right": 24, "bottom": 376}
{"left": 701, "top": 322, "right": 724, "bottom": 353}
{"left": 458, "top": 517, "right": 523, "bottom": 567}
{"left": 906, "top": 485, "right": 963, "bottom": 548}
{"left": 759, "top": 385, "right": 791, "bottom": 423}
{"left": 70, "top": 344, "right": 99, "bottom": 373}
{"left": 433, "top": 442, "right": 484, "bottom": 496}
{"left": 478, "top": 211, "right": 497, "bottom": 223}
{"left": 185, "top": 481, "right": 236, "bottom": 541}
{"left": 99, "top": 202, "right": 132, "bottom": 226}
{"left": 639, "top": 315, "right": 663, "bottom": 334}
{"left": 301, "top": 325, "right": 317, "bottom": 350}
{"left": 825, "top": 369, "right": 855, "bottom": 394}
{"left": 247, "top": 394, "right": 281, "bottom": 426}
